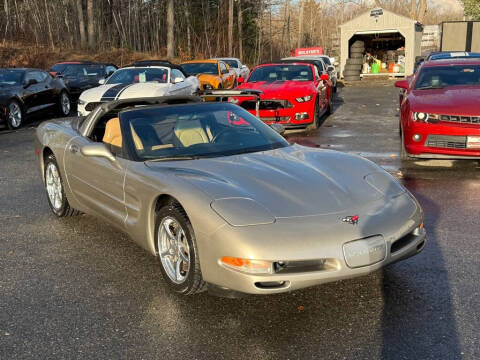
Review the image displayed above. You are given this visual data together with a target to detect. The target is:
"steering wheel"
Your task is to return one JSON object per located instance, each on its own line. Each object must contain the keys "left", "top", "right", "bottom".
{"left": 211, "top": 127, "right": 237, "bottom": 143}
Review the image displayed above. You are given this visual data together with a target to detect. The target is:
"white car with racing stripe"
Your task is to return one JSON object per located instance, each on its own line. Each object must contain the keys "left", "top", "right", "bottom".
{"left": 77, "top": 61, "right": 200, "bottom": 116}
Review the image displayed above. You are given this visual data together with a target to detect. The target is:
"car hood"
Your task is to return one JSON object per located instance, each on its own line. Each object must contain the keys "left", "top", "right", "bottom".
{"left": 237, "top": 80, "right": 315, "bottom": 98}
{"left": 79, "top": 82, "right": 171, "bottom": 102}
{"left": 146, "top": 145, "right": 405, "bottom": 218}
{"left": 410, "top": 86, "right": 480, "bottom": 116}
{"left": 195, "top": 73, "right": 221, "bottom": 84}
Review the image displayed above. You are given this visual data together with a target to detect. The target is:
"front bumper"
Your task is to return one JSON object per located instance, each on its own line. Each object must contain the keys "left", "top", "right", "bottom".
{"left": 404, "top": 121, "right": 480, "bottom": 158}
{"left": 239, "top": 99, "right": 315, "bottom": 128}
{"left": 200, "top": 193, "right": 425, "bottom": 294}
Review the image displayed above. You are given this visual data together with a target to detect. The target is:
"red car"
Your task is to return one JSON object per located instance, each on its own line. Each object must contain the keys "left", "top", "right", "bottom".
{"left": 234, "top": 62, "right": 332, "bottom": 130}
{"left": 396, "top": 58, "right": 480, "bottom": 159}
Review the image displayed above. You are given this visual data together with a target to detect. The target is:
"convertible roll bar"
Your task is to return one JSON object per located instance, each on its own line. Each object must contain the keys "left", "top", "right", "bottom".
{"left": 197, "top": 89, "right": 263, "bottom": 117}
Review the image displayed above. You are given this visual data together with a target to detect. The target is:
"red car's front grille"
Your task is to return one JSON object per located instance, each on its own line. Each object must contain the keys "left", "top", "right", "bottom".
{"left": 241, "top": 100, "right": 293, "bottom": 110}
{"left": 439, "top": 114, "right": 480, "bottom": 125}
{"left": 425, "top": 135, "right": 467, "bottom": 149}
{"left": 260, "top": 116, "right": 290, "bottom": 122}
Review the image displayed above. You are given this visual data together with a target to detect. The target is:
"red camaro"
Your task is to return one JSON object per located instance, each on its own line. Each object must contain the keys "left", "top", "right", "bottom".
{"left": 233, "top": 63, "right": 332, "bottom": 130}
{"left": 396, "top": 58, "right": 480, "bottom": 159}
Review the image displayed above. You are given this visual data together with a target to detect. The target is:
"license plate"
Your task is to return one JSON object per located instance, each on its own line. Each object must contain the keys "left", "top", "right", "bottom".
{"left": 467, "top": 136, "right": 480, "bottom": 149}
{"left": 343, "top": 236, "right": 386, "bottom": 268}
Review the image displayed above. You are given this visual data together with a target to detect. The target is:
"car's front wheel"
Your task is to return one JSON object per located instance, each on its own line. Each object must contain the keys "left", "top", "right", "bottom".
{"left": 156, "top": 201, "right": 205, "bottom": 295}
{"left": 6, "top": 100, "right": 23, "bottom": 130}
{"left": 306, "top": 98, "right": 320, "bottom": 131}
{"left": 58, "top": 91, "right": 71, "bottom": 116}
{"left": 44, "top": 154, "right": 80, "bottom": 217}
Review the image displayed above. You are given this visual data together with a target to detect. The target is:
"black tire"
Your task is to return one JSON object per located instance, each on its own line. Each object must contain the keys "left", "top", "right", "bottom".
{"left": 44, "top": 154, "right": 81, "bottom": 217}
{"left": 6, "top": 99, "right": 24, "bottom": 130}
{"left": 343, "top": 75, "right": 361, "bottom": 81}
{"left": 400, "top": 125, "right": 413, "bottom": 160}
{"left": 343, "top": 70, "right": 361, "bottom": 76}
{"left": 350, "top": 52, "right": 364, "bottom": 59}
{"left": 305, "top": 98, "right": 320, "bottom": 131}
{"left": 155, "top": 200, "right": 205, "bottom": 295}
{"left": 344, "top": 65, "right": 361, "bottom": 72}
{"left": 346, "top": 58, "right": 363, "bottom": 65}
{"left": 58, "top": 91, "right": 71, "bottom": 116}
{"left": 351, "top": 40, "right": 364, "bottom": 48}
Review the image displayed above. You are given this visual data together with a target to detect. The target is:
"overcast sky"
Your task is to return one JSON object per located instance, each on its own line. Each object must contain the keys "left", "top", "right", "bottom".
{"left": 430, "top": 0, "right": 463, "bottom": 13}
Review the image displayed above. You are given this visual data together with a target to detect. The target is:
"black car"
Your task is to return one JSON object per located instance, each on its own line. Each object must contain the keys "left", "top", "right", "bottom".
{"left": 50, "top": 62, "right": 117, "bottom": 101}
{"left": 0, "top": 68, "right": 71, "bottom": 130}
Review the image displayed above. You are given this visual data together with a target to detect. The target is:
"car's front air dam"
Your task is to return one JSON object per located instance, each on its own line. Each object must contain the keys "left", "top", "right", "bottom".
{"left": 201, "top": 193, "right": 425, "bottom": 294}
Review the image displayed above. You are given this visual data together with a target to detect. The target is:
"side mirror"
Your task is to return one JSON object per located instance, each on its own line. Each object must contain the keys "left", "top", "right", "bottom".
{"left": 241, "top": 65, "right": 247, "bottom": 70}
{"left": 81, "top": 143, "right": 116, "bottom": 163}
{"left": 329, "top": 57, "right": 336, "bottom": 64}
{"left": 270, "top": 123, "right": 285, "bottom": 136}
{"left": 237, "top": 77, "right": 244, "bottom": 85}
{"left": 395, "top": 80, "right": 409, "bottom": 90}
{"left": 327, "top": 65, "right": 335, "bottom": 72}
{"left": 320, "top": 74, "right": 330, "bottom": 81}
{"left": 98, "top": 78, "right": 106, "bottom": 85}
{"left": 24, "top": 79, "right": 37, "bottom": 88}
{"left": 174, "top": 77, "right": 184, "bottom": 83}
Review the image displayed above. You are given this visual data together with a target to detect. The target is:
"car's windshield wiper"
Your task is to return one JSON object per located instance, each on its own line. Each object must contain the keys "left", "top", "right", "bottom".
{"left": 147, "top": 155, "right": 199, "bottom": 162}
{"left": 415, "top": 85, "right": 445, "bottom": 90}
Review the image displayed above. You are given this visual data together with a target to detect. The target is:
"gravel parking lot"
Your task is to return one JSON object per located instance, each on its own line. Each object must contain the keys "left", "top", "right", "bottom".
{"left": 1, "top": 84, "right": 479, "bottom": 359}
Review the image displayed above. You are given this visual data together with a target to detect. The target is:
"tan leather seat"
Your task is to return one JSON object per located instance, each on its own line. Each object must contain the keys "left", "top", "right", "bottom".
{"left": 174, "top": 120, "right": 209, "bottom": 147}
{"left": 103, "top": 118, "right": 122, "bottom": 148}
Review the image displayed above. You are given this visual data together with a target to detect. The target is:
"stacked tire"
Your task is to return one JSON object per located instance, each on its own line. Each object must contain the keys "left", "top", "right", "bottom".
{"left": 344, "top": 40, "right": 364, "bottom": 82}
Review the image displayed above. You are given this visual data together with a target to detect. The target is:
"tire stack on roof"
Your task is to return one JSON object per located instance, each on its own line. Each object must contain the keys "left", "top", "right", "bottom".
{"left": 344, "top": 40, "right": 364, "bottom": 81}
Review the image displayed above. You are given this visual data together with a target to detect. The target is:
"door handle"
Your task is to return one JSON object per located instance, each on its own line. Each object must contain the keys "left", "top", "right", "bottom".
{"left": 69, "top": 144, "right": 79, "bottom": 154}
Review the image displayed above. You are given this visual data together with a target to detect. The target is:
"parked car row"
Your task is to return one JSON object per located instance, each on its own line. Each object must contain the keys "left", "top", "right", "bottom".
{"left": 1, "top": 54, "right": 340, "bottom": 132}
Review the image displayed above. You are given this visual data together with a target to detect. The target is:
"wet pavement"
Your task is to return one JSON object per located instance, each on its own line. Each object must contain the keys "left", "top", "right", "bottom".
{"left": 1, "top": 85, "right": 479, "bottom": 359}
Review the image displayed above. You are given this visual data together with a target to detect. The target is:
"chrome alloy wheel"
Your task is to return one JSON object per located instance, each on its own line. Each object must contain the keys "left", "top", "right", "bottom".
{"left": 8, "top": 102, "right": 22, "bottom": 128}
{"left": 45, "top": 162, "right": 63, "bottom": 210}
{"left": 61, "top": 92, "right": 70, "bottom": 115}
{"left": 158, "top": 216, "right": 191, "bottom": 284}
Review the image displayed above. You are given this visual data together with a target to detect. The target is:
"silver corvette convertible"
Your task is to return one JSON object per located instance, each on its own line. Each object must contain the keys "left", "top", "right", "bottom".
{"left": 35, "top": 96, "right": 426, "bottom": 296}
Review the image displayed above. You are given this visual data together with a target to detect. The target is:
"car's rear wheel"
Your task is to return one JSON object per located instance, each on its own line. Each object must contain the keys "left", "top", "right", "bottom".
{"left": 58, "top": 91, "right": 71, "bottom": 116}
{"left": 44, "top": 154, "right": 80, "bottom": 217}
{"left": 306, "top": 98, "right": 320, "bottom": 131}
{"left": 7, "top": 100, "right": 23, "bottom": 130}
{"left": 156, "top": 201, "right": 205, "bottom": 295}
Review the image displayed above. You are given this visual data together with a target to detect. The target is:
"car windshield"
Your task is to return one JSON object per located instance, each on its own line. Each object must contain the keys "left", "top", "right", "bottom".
{"left": 414, "top": 65, "right": 480, "bottom": 89}
{"left": 247, "top": 65, "right": 313, "bottom": 82}
{"left": 50, "top": 63, "right": 69, "bottom": 73}
{"left": 62, "top": 64, "right": 105, "bottom": 77}
{"left": 221, "top": 60, "right": 238, "bottom": 68}
{"left": 0, "top": 70, "right": 24, "bottom": 86}
{"left": 106, "top": 67, "right": 169, "bottom": 85}
{"left": 181, "top": 63, "right": 218, "bottom": 75}
{"left": 121, "top": 102, "right": 288, "bottom": 161}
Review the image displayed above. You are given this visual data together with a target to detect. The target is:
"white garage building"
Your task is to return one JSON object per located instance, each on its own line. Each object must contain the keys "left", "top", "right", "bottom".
{"left": 339, "top": 8, "right": 423, "bottom": 78}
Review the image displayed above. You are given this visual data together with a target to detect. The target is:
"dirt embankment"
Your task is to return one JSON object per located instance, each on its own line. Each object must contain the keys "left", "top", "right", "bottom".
{"left": 0, "top": 41, "right": 180, "bottom": 69}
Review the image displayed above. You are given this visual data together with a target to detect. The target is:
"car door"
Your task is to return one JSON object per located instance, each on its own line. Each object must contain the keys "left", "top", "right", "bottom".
{"left": 170, "top": 69, "right": 190, "bottom": 95}
{"left": 219, "top": 62, "right": 232, "bottom": 88}
{"left": 314, "top": 64, "right": 327, "bottom": 109}
{"left": 21, "top": 71, "right": 39, "bottom": 113}
{"left": 36, "top": 70, "right": 57, "bottom": 109}
{"left": 64, "top": 130, "right": 127, "bottom": 226}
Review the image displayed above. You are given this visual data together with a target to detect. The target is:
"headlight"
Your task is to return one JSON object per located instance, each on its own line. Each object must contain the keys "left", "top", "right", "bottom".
{"left": 296, "top": 94, "right": 313, "bottom": 102}
{"left": 211, "top": 197, "right": 275, "bottom": 226}
{"left": 413, "top": 112, "right": 439, "bottom": 123}
{"left": 203, "top": 84, "right": 213, "bottom": 90}
{"left": 220, "top": 257, "right": 273, "bottom": 274}
{"left": 77, "top": 98, "right": 86, "bottom": 105}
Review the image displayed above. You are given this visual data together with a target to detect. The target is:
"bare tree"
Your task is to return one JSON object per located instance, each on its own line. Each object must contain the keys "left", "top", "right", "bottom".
{"left": 298, "top": 0, "right": 304, "bottom": 47}
{"left": 76, "top": 0, "right": 86, "bottom": 48}
{"left": 228, "top": 0, "right": 234, "bottom": 56}
{"left": 87, "top": 0, "right": 94, "bottom": 48}
{"left": 166, "top": 0, "right": 174, "bottom": 58}
{"left": 237, "top": 0, "right": 243, "bottom": 60}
